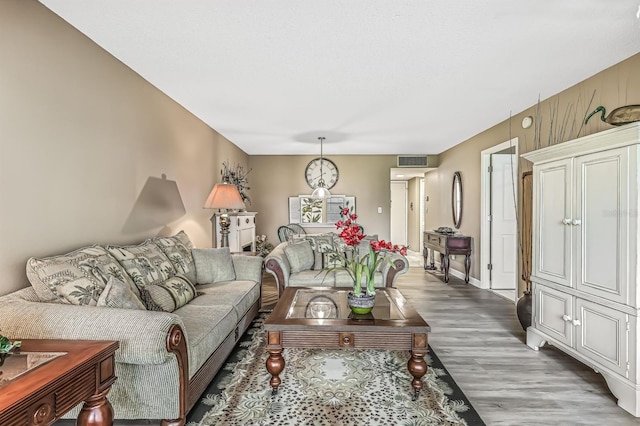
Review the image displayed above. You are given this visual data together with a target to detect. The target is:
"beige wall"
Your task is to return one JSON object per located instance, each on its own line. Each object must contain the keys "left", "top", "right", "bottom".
{"left": 425, "top": 52, "right": 640, "bottom": 294}
{"left": 0, "top": 0, "right": 249, "bottom": 295}
{"left": 249, "top": 155, "right": 397, "bottom": 245}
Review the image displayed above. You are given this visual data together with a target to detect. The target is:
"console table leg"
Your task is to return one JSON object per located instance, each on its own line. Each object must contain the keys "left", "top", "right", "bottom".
{"left": 266, "top": 348, "right": 285, "bottom": 395}
{"left": 443, "top": 255, "right": 450, "bottom": 283}
{"left": 76, "top": 388, "right": 114, "bottom": 426}
{"left": 464, "top": 255, "right": 471, "bottom": 283}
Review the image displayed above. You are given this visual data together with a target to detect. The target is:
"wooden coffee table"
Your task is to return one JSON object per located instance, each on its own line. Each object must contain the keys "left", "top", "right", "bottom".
{"left": 0, "top": 339, "right": 119, "bottom": 426}
{"left": 264, "top": 287, "right": 430, "bottom": 399}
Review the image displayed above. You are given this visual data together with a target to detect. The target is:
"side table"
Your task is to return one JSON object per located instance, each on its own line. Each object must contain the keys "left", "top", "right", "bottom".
{"left": 0, "top": 339, "right": 119, "bottom": 426}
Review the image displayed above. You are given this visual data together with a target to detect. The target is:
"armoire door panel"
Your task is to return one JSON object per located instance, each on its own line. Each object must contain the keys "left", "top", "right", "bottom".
{"left": 535, "top": 284, "right": 573, "bottom": 346}
{"left": 575, "top": 299, "right": 628, "bottom": 377}
{"left": 575, "top": 148, "right": 628, "bottom": 304}
{"left": 535, "top": 160, "right": 572, "bottom": 287}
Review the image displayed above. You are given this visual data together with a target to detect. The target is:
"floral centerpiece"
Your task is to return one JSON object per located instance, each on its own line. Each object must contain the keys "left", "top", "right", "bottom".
{"left": 330, "top": 205, "right": 407, "bottom": 314}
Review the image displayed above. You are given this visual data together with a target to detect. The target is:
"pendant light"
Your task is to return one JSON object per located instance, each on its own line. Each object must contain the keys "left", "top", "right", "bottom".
{"left": 311, "top": 136, "right": 332, "bottom": 199}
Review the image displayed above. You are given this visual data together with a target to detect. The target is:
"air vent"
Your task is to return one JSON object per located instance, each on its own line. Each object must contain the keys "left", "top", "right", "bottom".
{"left": 397, "top": 155, "right": 439, "bottom": 168}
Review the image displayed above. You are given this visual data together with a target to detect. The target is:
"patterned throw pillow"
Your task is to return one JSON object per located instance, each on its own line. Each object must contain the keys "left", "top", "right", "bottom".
{"left": 26, "top": 245, "right": 134, "bottom": 305}
{"left": 106, "top": 241, "right": 176, "bottom": 292}
{"left": 192, "top": 247, "right": 236, "bottom": 284}
{"left": 153, "top": 231, "right": 197, "bottom": 284}
{"left": 284, "top": 240, "right": 315, "bottom": 273}
{"left": 97, "top": 276, "right": 146, "bottom": 310}
{"left": 143, "top": 275, "right": 197, "bottom": 312}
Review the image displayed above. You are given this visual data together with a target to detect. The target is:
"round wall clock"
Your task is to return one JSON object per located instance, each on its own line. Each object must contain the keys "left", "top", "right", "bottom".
{"left": 305, "top": 157, "right": 339, "bottom": 190}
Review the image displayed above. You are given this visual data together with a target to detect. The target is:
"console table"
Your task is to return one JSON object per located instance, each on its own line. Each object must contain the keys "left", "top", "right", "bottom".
{"left": 423, "top": 231, "right": 472, "bottom": 283}
{"left": 0, "top": 339, "right": 118, "bottom": 426}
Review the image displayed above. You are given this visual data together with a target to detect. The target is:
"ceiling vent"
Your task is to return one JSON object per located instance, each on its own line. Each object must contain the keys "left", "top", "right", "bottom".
{"left": 397, "top": 155, "right": 439, "bottom": 168}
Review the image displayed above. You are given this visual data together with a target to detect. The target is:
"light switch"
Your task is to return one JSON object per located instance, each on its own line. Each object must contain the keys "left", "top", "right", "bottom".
{"left": 377, "top": 207, "right": 383, "bottom": 214}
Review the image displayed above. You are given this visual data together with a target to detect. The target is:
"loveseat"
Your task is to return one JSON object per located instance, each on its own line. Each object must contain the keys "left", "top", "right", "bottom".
{"left": 265, "top": 233, "right": 408, "bottom": 296}
{"left": 0, "top": 231, "right": 262, "bottom": 426}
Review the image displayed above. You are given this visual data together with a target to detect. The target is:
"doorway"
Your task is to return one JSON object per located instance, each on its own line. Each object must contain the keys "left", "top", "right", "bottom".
{"left": 390, "top": 181, "right": 408, "bottom": 246}
{"left": 480, "top": 138, "right": 518, "bottom": 301}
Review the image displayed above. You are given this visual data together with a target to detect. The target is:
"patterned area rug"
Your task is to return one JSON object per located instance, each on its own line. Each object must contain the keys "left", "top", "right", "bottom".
{"left": 187, "top": 314, "right": 484, "bottom": 426}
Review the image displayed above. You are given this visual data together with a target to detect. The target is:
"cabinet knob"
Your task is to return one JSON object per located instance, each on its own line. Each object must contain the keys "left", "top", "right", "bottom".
{"left": 562, "top": 314, "right": 572, "bottom": 322}
{"left": 571, "top": 219, "right": 582, "bottom": 226}
{"left": 562, "top": 218, "right": 571, "bottom": 225}
{"left": 246, "top": 218, "right": 250, "bottom": 224}
{"left": 572, "top": 319, "right": 581, "bottom": 326}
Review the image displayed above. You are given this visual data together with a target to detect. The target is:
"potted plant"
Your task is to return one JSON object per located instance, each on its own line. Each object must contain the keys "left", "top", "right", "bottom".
{"left": 0, "top": 331, "right": 21, "bottom": 366}
{"left": 328, "top": 205, "right": 407, "bottom": 315}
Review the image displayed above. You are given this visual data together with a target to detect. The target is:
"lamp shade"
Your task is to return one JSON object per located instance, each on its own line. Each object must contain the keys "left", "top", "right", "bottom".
{"left": 204, "top": 182, "right": 246, "bottom": 210}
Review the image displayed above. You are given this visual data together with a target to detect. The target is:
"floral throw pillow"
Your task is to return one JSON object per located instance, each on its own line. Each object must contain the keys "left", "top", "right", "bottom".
{"left": 152, "top": 231, "right": 197, "bottom": 284}
{"left": 143, "top": 275, "right": 197, "bottom": 312}
{"left": 97, "top": 276, "right": 146, "bottom": 310}
{"left": 106, "top": 241, "right": 176, "bottom": 292}
{"left": 26, "top": 245, "right": 134, "bottom": 305}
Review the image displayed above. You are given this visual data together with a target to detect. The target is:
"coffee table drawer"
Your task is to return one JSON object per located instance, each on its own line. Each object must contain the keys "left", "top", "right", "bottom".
{"left": 281, "top": 330, "right": 412, "bottom": 350}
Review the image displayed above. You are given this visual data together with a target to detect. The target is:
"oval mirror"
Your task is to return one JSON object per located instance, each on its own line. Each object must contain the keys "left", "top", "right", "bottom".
{"left": 452, "top": 171, "right": 463, "bottom": 229}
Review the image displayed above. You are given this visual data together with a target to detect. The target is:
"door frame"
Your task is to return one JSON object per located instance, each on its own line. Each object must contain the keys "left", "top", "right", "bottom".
{"left": 480, "top": 137, "right": 518, "bottom": 292}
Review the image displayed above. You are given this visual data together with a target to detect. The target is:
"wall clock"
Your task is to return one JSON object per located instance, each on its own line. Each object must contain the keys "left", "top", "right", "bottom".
{"left": 305, "top": 157, "right": 339, "bottom": 190}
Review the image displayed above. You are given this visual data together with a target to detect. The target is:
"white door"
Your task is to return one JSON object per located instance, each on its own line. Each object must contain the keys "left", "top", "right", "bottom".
{"left": 489, "top": 154, "right": 517, "bottom": 290}
{"left": 390, "top": 181, "right": 407, "bottom": 246}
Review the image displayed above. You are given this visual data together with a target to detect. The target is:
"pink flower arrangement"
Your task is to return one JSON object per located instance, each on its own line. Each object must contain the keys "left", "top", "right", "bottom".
{"left": 332, "top": 206, "right": 407, "bottom": 296}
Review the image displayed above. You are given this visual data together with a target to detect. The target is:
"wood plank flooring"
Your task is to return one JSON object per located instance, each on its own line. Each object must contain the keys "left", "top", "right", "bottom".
{"left": 262, "top": 268, "right": 640, "bottom": 425}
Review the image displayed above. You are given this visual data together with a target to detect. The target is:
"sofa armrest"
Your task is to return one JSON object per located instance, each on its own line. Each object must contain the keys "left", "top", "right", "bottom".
{"left": 0, "top": 293, "right": 185, "bottom": 366}
{"left": 231, "top": 255, "right": 263, "bottom": 283}
{"left": 381, "top": 253, "right": 409, "bottom": 287}
{"left": 264, "top": 242, "right": 291, "bottom": 296}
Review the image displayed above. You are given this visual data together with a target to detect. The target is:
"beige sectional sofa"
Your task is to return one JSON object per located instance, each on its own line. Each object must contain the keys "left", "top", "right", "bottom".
{"left": 0, "top": 231, "right": 262, "bottom": 425}
{"left": 265, "top": 233, "right": 408, "bottom": 296}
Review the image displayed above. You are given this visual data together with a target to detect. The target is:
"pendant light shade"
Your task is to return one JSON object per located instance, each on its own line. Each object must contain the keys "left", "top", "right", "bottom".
{"left": 312, "top": 136, "right": 331, "bottom": 199}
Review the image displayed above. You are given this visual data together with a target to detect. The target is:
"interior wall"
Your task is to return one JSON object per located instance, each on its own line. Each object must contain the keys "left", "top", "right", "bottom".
{"left": 0, "top": 0, "right": 249, "bottom": 295}
{"left": 249, "top": 155, "right": 396, "bottom": 245}
{"left": 425, "top": 52, "right": 640, "bottom": 294}
{"left": 406, "top": 177, "right": 421, "bottom": 250}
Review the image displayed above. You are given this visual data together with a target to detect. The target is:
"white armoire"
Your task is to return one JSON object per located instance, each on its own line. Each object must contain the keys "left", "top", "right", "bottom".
{"left": 523, "top": 122, "right": 640, "bottom": 416}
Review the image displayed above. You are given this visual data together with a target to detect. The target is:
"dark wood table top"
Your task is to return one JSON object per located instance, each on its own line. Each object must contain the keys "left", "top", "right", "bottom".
{"left": 0, "top": 339, "right": 119, "bottom": 425}
{"left": 265, "top": 287, "right": 430, "bottom": 333}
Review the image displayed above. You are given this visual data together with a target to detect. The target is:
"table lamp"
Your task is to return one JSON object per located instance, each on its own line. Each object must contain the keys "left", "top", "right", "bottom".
{"left": 204, "top": 179, "right": 246, "bottom": 247}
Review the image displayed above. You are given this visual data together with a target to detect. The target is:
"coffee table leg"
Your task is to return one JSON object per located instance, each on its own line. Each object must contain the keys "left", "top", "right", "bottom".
{"left": 266, "top": 331, "right": 285, "bottom": 395}
{"left": 408, "top": 333, "right": 429, "bottom": 400}
{"left": 76, "top": 388, "right": 114, "bottom": 426}
{"left": 266, "top": 348, "right": 285, "bottom": 395}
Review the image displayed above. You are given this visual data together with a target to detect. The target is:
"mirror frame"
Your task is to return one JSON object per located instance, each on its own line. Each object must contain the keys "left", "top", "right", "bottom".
{"left": 452, "top": 171, "right": 463, "bottom": 229}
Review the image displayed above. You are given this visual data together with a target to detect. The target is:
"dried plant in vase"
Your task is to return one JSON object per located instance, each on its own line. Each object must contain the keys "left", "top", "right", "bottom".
{"left": 221, "top": 160, "right": 252, "bottom": 206}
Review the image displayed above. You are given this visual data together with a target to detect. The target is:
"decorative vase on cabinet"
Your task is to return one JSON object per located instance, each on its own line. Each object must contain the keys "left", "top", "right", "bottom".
{"left": 522, "top": 122, "right": 640, "bottom": 417}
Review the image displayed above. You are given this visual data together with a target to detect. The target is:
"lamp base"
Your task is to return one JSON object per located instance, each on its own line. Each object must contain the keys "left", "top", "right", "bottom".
{"left": 218, "top": 214, "right": 230, "bottom": 248}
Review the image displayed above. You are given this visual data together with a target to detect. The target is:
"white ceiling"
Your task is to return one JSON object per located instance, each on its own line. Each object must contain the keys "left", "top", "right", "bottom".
{"left": 39, "top": 1, "right": 640, "bottom": 156}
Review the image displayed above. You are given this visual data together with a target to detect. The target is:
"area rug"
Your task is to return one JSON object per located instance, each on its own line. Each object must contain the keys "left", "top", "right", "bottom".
{"left": 186, "top": 314, "right": 484, "bottom": 426}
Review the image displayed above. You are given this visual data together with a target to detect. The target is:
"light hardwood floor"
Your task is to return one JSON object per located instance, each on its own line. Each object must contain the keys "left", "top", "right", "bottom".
{"left": 262, "top": 268, "right": 640, "bottom": 426}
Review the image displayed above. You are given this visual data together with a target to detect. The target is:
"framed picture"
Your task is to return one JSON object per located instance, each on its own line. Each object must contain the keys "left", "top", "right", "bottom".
{"left": 288, "top": 195, "right": 355, "bottom": 225}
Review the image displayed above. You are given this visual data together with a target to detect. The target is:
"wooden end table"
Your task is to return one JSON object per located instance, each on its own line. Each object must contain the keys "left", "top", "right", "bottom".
{"left": 0, "top": 339, "right": 119, "bottom": 426}
{"left": 264, "top": 287, "right": 430, "bottom": 400}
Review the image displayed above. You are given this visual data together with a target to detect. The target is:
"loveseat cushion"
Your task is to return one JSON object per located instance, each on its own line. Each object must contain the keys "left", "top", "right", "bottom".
{"left": 26, "top": 245, "right": 134, "bottom": 305}
{"left": 97, "top": 276, "right": 146, "bottom": 310}
{"left": 172, "top": 303, "right": 237, "bottom": 377}
{"left": 107, "top": 241, "right": 176, "bottom": 289}
{"left": 144, "top": 275, "right": 197, "bottom": 312}
{"left": 284, "top": 240, "right": 314, "bottom": 273}
{"left": 290, "top": 270, "right": 334, "bottom": 287}
{"left": 194, "top": 280, "right": 261, "bottom": 318}
{"left": 152, "top": 231, "right": 197, "bottom": 285}
{"left": 192, "top": 247, "right": 236, "bottom": 284}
